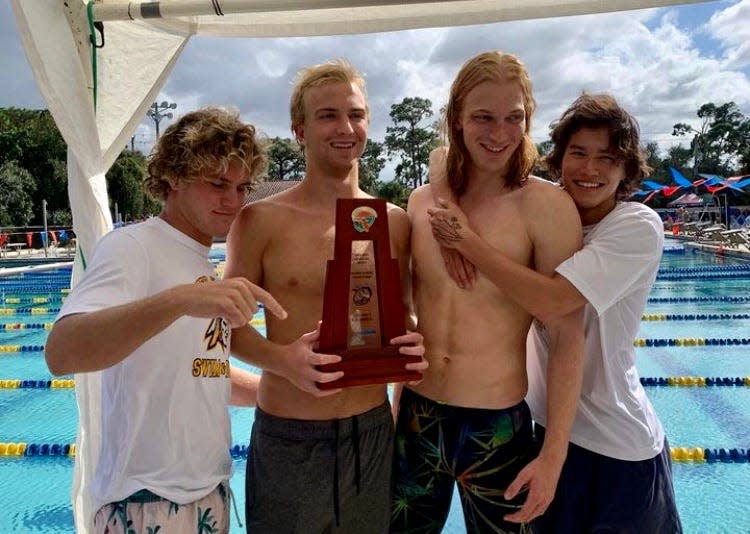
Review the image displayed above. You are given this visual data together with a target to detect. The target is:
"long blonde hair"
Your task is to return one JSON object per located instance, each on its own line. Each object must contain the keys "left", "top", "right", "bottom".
{"left": 443, "top": 51, "right": 537, "bottom": 197}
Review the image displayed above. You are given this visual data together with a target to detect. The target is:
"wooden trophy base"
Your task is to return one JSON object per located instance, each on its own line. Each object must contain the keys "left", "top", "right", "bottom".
{"left": 317, "top": 346, "right": 423, "bottom": 389}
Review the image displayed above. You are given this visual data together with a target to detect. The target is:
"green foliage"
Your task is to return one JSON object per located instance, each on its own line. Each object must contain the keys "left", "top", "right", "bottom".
{"left": 740, "top": 145, "right": 750, "bottom": 175}
{"left": 359, "top": 139, "right": 386, "bottom": 195}
{"left": 384, "top": 97, "right": 439, "bottom": 188}
{"left": 265, "top": 137, "right": 305, "bottom": 181}
{"left": 672, "top": 101, "right": 750, "bottom": 176}
{"left": 106, "top": 150, "right": 149, "bottom": 222}
{"left": 665, "top": 145, "right": 692, "bottom": 173}
{"left": 50, "top": 209, "right": 72, "bottom": 226}
{"left": 0, "top": 108, "right": 67, "bottom": 224}
{"left": 643, "top": 141, "right": 670, "bottom": 184}
{"left": 0, "top": 161, "right": 36, "bottom": 226}
{"left": 533, "top": 141, "right": 553, "bottom": 180}
{"left": 375, "top": 180, "right": 410, "bottom": 209}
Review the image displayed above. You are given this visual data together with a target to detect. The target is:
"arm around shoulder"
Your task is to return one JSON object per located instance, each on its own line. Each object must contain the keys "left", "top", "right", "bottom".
{"left": 452, "top": 181, "right": 586, "bottom": 322}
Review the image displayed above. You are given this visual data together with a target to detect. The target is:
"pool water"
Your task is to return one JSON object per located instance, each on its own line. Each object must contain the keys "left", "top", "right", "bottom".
{"left": 1, "top": 245, "right": 749, "bottom": 533}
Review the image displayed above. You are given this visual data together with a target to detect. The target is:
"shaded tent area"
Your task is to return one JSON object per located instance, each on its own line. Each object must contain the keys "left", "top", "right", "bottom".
{"left": 668, "top": 192, "right": 704, "bottom": 206}
{"left": 635, "top": 166, "right": 750, "bottom": 230}
{"left": 8, "top": 1, "right": 717, "bottom": 533}
{"left": 633, "top": 167, "right": 750, "bottom": 203}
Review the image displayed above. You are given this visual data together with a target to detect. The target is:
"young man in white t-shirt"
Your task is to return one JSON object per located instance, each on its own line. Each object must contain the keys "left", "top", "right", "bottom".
{"left": 429, "top": 93, "right": 682, "bottom": 532}
{"left": 45, "top": 107, "right": 286, "bottom": 534}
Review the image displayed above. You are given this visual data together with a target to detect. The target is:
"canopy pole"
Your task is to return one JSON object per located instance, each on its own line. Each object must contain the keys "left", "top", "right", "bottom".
{"left": 93, "top": 0, "right": 456, "bottom": 21}
{"left": 92, "top": 0, "right": 712, "bottom": 22}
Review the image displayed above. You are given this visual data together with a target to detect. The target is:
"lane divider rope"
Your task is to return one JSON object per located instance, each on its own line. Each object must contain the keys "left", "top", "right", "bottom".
{"left": 642, "top": 313, "right": 750, "bottom": 321}
{"left": 0, "top": 379, "right": 75, "bottom": 388}
{"left": 634, "top": 337, "right": 750, "bottom": 347}
{"left": 640, "top": 376, "right": 750, "bottom": 387}
{"left": 4, "top": 442, "right": 743, "bottom": 463}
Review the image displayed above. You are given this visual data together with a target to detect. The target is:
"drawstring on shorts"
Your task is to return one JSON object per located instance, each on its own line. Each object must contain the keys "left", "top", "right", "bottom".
{"left": 332, "top": 414, "right": 361, "bottom": 527}
{"left": 227, "top": 482, "right": 243, "bottom": 528}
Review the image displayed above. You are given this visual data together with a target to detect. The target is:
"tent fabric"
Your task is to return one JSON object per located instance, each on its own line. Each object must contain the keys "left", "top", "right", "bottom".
{"left": 9, "top": 1, "right": 711, "bottom": 532}
{"left": 10, "top": 4, "right": 187, "bottom": 532}
{"left": 93, "top": 0, "right": 704, "bottom": 36}
{"left": 668, "top": 192, "right": 705, "bottom": 206}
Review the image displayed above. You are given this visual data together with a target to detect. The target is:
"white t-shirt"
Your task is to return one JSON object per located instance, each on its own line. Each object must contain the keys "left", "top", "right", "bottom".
{"left": 526, "top": 202, "right": 665, "bottom": 461}
{"left": 58, "top": 217, "right": 232, "bottom": 513}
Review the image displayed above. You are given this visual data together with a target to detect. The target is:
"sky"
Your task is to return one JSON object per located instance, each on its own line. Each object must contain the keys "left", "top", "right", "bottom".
{"left": 2, "top": 1, "right": 750, "bottom": 179}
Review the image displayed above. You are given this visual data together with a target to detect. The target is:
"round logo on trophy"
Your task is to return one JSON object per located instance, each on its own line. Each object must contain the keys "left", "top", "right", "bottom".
{"left": 351, "top": 206, "right": 378, "bottom": 233}
{"left": 352, "top": 285, "right": 373, "bottom": 306}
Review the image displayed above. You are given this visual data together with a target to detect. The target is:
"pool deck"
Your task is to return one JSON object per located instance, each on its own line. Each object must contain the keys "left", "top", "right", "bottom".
{"left": 0, "top": 246, "right": 74, "bottom": 274}
{"left": 666, "top": 232, "right": 750, "bottom": 260}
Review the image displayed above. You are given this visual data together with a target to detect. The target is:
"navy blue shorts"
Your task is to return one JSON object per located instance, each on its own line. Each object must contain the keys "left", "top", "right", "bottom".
{"left": 533, "top": 425, "right": 683, "bottom": 534}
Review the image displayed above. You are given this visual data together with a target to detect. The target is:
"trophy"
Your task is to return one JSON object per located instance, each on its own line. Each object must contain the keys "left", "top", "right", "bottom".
{"left": 316, "top": 198, "right": 422, "bottom": 389}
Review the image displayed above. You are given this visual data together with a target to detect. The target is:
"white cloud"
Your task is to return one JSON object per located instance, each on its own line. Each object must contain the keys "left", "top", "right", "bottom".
{"left": 3, "top": 1, "right": 749, "bottom": 165}
{"left": 704, "top": 0, "right": 750, "bottom": 69}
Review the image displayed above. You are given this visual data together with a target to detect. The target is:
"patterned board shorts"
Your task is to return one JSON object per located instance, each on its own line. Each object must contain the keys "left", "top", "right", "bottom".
{"left": 391, "top": 387, "right": 536, "bottom": 534}
{"left": 93, "top": 482, "right": 230, "bottom": 534}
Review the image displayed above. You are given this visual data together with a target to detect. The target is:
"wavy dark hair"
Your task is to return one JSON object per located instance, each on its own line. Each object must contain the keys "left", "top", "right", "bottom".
{"left": 544, "top": 93, "right": 651, "bottom": 199}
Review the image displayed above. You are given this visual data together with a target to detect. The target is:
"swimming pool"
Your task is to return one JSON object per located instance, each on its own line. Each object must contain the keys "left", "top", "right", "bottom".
{"left": 1, "top": 244, "right": 748, "bottom": 533}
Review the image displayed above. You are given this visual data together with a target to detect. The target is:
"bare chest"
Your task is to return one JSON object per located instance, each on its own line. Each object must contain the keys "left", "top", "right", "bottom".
{"left": 263, "top": 223, "right": 335, "bottom": 298}
{"left": 465, "top": 199, "right": 533, "bottom": 264}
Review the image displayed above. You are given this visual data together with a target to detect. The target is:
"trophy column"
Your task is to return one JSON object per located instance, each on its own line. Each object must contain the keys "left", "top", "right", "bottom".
{"left": 317, "top": 198, "right": 422, "bottom": 389}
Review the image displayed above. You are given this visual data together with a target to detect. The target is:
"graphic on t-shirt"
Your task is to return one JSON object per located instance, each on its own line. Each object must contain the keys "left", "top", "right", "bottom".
{"left": 193, "top": 275, "right": 231, "bottom": 354}
{"left": 204, "top": 317, "right": 230, "bottom": 353}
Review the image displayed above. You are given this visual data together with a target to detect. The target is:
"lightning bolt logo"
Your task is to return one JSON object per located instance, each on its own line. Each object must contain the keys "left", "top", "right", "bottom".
{"left": 204, "top": 317, "right": 229, "bottom": 353}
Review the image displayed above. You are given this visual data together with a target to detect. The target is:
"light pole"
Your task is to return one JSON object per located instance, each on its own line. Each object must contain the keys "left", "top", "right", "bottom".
{"left": 146, "top": 101, "right": 177, "bottom": 138}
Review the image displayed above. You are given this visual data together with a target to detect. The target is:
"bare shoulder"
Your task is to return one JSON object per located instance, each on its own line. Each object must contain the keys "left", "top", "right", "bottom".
{"left": 235, "top": 187, "right": 299, "bottom": 230}
{"left": 522, "top": 177, "right": 582, "bottom": 273}
{"left": 225, "top": 188, "right": 301, "bottom": 279}
{"left": 386, "top": 201, "right": 411, "bottom": 245}
{"left": 407, "top": 184, "right": 433, "bottom": 213}
{"left": 519, "top": 177, "right": 579, "bottom": 228}
{"left": 520, "top": 176, "right": 574, "bottom": 208}
{"left": 386, "top": 201, "right": 408, "bottom": 225}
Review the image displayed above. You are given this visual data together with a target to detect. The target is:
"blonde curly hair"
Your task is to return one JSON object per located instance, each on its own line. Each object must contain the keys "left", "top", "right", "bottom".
{"left": 145, "top": 107, "right": 266, "bottom": 201}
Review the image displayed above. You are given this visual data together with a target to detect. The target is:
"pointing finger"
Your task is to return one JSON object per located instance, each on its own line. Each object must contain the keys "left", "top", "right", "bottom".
{"left": 250, "top": 284, "right": 287, "bottom": 320}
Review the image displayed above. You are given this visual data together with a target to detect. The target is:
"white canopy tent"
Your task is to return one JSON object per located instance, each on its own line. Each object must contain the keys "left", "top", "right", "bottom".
{"left": 10, "top": 1, "right": 709, "bottom": 531}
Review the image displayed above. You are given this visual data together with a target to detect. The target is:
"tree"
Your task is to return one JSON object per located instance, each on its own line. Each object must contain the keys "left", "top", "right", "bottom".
{"left": 533, "top": 140, "right": 553, "bottom": 180}
{"left": 0, "top": 108, "right": 68, "bottom": 224}
{"left": 672, "top": 102, "right": 749, "bottom": 176}
{"left": 265, "top": 137, "right": 305, "bottom": 181}
{"left": 50, "top": 209, "right": 73, "bottom": 226}
{"left": 0, "top": 161, "right": 36, "bottom": 226}
{"left": 666, "top": 145, "right": 692, "bottom": 173}
{"left": 106, "top": 150, "right": 149, "bottom": 221}
{"left": 375, "top": 179, "right": 410, "bottom": 209}
{"left": 384, "top": 97, "right": 439, "bottom": 189}
{"left": 359, "top": 139, "right": 386, "bottom": 195}
{"left": 643, "top": 141, "right": 670, "bottom": 183}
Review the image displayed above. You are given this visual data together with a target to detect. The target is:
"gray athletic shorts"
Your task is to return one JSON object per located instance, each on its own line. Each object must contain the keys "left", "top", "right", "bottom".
{"left": 245, "top": 401, "right": 394, "bottom": 533}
